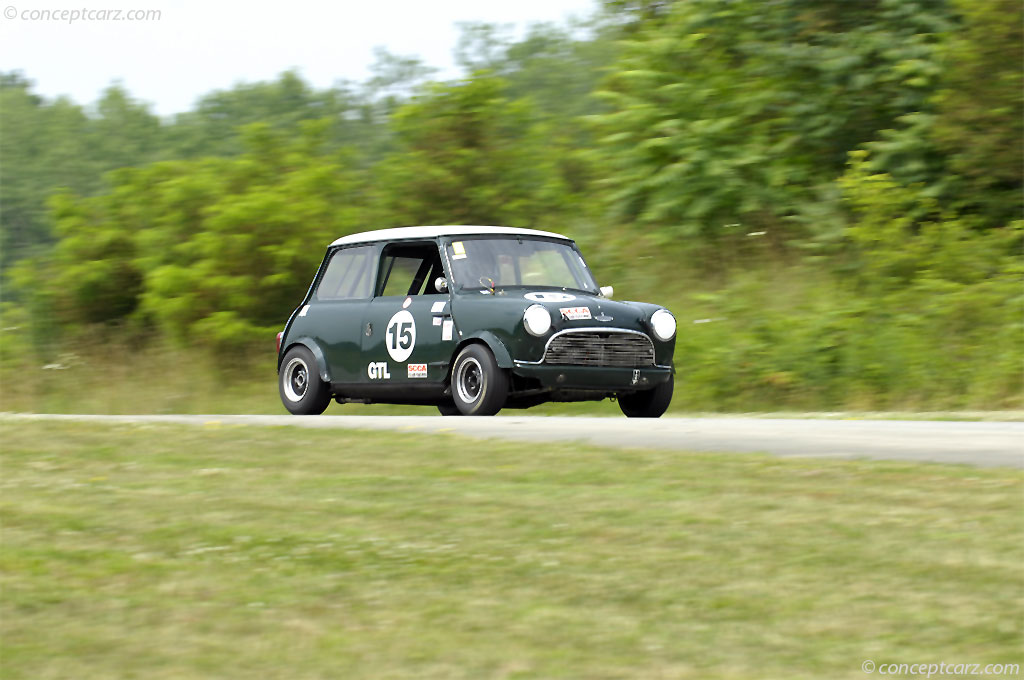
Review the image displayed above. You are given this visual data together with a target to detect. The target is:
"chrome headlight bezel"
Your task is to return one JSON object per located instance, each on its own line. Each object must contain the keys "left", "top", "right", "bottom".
{"left": 523, "top": 304, "right": 553, "bottom": 336}
{"left": 650, "top": 309, "right": 676, "bottom": 341}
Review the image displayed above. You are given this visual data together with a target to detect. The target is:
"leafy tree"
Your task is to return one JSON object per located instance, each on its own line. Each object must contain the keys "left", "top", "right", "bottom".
{"left": 455, "top": 20, "right": 617, "bottom": 125}
{"left": 373, "top": 75, "right": 568, "bottom": 227}
{"left": 1, "top": 75, "right": 92, "bottom": 271}
{"left": 165, "top": 70, "right": 351, "bottom": 158}
{"left": 841, "top": 151, "right": 1019, "bottom": 290}
{"left": 931, "top": 0, "right": 1023, "bottom": 226}
{"left": 453, "top": 21, "right": 620, "bottom": 203}
{"left": 592, "top": 0, "right": 955, "bottom": 243}
{"left": 22, "top": 122, "right": 366, "bottom": 354}
{"left": 0, "top": 76, "right": 167, "bottom": 276}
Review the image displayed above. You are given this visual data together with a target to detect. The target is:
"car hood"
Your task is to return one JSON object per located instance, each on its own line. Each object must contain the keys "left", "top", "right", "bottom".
{"left": 455, "top": 289, "right": 658, "bottom": 334}
{"left": 525, "top": 292, "right": 650, "bottom": 329}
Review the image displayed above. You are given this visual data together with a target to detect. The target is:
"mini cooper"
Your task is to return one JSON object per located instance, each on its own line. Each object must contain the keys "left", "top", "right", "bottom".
{"left": 277, "top": 226, "right": 676, "bottom": 417}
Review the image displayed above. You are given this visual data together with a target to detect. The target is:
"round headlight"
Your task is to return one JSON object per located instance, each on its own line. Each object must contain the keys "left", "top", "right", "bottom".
{"left": 651, "top": 309, "right": 676, "bottom": 341}
{"left": 523, "top": 304, "right": 552, "bottom": 336}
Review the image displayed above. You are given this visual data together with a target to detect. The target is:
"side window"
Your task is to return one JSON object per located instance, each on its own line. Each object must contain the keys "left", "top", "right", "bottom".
{"left": 380, "top": 256, "right": 426, "bottom": 296}
{"left": 377, "top": 243, "right": 445, "bottom": 296}
{"left": 315, "top": 245, "right": 375, "bottom": 301}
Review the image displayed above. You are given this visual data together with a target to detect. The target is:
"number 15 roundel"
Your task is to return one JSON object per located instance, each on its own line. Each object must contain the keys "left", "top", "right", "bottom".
{"left": 385, "top": 310, "right": 416, "bottom": 362}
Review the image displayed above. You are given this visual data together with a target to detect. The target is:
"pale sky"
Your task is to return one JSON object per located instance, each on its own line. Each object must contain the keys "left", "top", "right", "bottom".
{"left": 0, "top": 0, "right": 598, "bottom": 116}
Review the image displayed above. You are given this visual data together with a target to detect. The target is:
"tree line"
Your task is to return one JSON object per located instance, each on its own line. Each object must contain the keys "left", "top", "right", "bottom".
{"left": 1, "top": 0, "right": 1020, "bottom": 408}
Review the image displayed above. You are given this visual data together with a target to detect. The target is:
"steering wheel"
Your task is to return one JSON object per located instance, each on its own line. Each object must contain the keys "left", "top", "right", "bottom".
{"left": 479, "top": 276, "right": 496, "bottom": 291}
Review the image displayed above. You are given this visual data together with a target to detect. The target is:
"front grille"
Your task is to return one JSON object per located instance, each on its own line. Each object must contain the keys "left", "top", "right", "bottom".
{"left": 544, "top": 331, "right": 655, "bottom": 367}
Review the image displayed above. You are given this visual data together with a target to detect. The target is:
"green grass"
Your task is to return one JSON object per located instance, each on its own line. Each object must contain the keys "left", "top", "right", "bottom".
{"left": 1, "top": 340, "right": 1021, "bottom": 420}
{"left": 1, "top": 421, "right": 1021, "bottom": 679}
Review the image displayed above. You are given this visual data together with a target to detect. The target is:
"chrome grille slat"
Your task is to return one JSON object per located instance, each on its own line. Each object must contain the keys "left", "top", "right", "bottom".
{"left": 544, "top": 331, "right": 655, "bottom": 367}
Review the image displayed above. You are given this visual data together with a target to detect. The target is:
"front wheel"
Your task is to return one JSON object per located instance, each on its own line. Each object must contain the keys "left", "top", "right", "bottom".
{"left": 279, "top": 346, "right": 332, "bottom": 415}
{"left": 451, "top": 344, "right": 508, "bottom": 416}
{"left": 618, "top": 375, "right": 673, "bottom": 418}
{"left": 437, "top": 401, "right": 462, "bottom": 416}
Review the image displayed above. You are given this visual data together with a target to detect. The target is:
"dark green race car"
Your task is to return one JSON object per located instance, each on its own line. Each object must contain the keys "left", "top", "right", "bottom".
{"left": 277, "top": 226, "right": 676, "bottom": 417}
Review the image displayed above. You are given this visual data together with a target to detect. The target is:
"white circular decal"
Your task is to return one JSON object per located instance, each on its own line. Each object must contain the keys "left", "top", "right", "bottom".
{"left": 524, "top": 292, "right": 576, "bottom": 303}
{"left": 385, "top": 310, "right": 416, "bottom": 362}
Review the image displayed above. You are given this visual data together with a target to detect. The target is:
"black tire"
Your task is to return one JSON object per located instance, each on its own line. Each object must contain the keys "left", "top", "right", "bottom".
{"left": 618, "top": 374, "right": 673, "bottom": 418}
{"left": 451, "top": 344, "right": 508, "bottom": 416}
{"left": 279, "top": 346, "right": 332, "bottom": 415}
{"left": 437, "top": 401, "right": 462, "bottom": 416}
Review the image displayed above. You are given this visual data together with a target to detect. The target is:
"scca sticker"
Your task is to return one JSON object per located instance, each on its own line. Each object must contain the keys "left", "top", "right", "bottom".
{"left": 385, "top": 310, "right": 416, "bottom": 362}
{"left": 560, "top": 306, "right": 592, "bottom": 321}
{"left": 407, "top": 363, "right": 427, "bottom": 379}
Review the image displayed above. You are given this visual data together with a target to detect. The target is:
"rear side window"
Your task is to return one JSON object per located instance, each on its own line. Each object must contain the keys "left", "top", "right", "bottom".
{"left": 377, "top": 243, "right": 446, "bottom": 296}
{"left": 315, "top": 245, "right": 375, "bottom": 300}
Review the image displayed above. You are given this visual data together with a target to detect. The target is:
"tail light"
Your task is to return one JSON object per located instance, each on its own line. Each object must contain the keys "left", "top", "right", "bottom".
{"left": 276, "top": 331, "right": 283, "bottom": 354}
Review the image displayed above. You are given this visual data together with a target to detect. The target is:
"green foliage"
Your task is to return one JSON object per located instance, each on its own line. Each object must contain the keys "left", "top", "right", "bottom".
{"left": 164, "top": 64, "right": 422, "bottom": 160}
{"left": 0, "top": 77, "right": 174, "bottom": 273}
{"left": 592, "top": 0, "right": 955, "bottom": 242}
{"left": 841, "top": 151, "right": 1020, "bottom": 289}
{"left": 2, "top": 0, "right": 1021, "bottom": 411}
{"left": 373, "top": 75, "right": 569, "bottom": 227}
{"left": 0, "top": 63, "right": 430, "bottom": 277}
{"left": 932, "top": 0, "right": 1024, "bottom": 226}
{"left": 858, "top": 0, "right": 1024, "bottom": 231}
{"left": 21, "top": 123, "right": 365, "bottom": 355}
{"left": 456, "top": 20, "right": 618, "bottom": 125}
{"left": 672, "top": 272, "right": 1022, "bottom": 411}
{"left": 663, "top": 154, "right": 1023, "bottom": 411}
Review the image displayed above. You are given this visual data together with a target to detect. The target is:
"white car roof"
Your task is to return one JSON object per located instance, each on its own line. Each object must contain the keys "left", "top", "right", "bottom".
{"left": 330, "top": 225, "right": 571, "bottom": 247}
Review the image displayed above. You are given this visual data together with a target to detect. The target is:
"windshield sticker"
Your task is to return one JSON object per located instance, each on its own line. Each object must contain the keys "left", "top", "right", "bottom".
{"left": 433, "top": 317, "right": 443, "bottom": 326}
{"left": 452, "top": 242, "right": 467, "bottom": 260}
{"left": 442, "top": 319, "right": 454, "bottom": 341}
{"left": 560, "top": 306, "right": 592, "bottom": 321}
{"left": 385, "top": 310, "right": 416, "bottom": 362}
{"left": 525, "top": 292, "right": 576, "bottom": 303}
{"left": 430, "top": 300, "right": 446, "bottom": 313}
{"left": 408, "top": 363, "right": 427, "bottom": 379}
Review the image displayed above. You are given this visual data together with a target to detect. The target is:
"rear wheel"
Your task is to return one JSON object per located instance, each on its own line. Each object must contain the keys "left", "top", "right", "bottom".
{"left": 618, "top": 375, "right": 673, "bottom": 418}
{"left": 279, "top": 346, "right": 331, "bottom": 415}
{"left": 451, "top": 344, "right": 508, "bottom": 416}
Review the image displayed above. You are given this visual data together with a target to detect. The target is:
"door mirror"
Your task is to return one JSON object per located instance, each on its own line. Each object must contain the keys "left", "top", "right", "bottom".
{"left": 600, "top": 285, "right": 614, "bottom": 298}
{"left": 434, "top": 276, "right": 449, "bottom": 293}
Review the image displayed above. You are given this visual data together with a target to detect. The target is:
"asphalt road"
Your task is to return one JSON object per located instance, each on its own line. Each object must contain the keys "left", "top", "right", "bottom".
{"left": 4, "top": 413, "right": 1022, "bottom": 468}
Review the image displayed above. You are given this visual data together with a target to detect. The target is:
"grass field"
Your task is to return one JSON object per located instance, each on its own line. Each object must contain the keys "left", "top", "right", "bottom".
{"left": 2, "top": 346, "right": 1022, "bottom": 421}
{"left": 1, "top": 421, "right": 1021, "bottom": 679}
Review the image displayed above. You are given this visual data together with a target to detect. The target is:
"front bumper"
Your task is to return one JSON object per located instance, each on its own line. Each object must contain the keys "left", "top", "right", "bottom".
{"left": 511, "top": 362, "right": 673, "bottom": 391}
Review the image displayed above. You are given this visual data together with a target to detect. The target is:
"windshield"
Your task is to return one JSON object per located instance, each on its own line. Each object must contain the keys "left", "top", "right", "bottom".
{"left": 444, "top": 237, "right": 599, "bottom": 293}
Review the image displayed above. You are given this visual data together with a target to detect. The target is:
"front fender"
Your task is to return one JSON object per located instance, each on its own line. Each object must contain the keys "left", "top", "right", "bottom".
{"left": 280, "top": 337, "right": 331, "bottom": 382}
{"left": 458, "top": 330, "right": 514, "bottom": 369}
